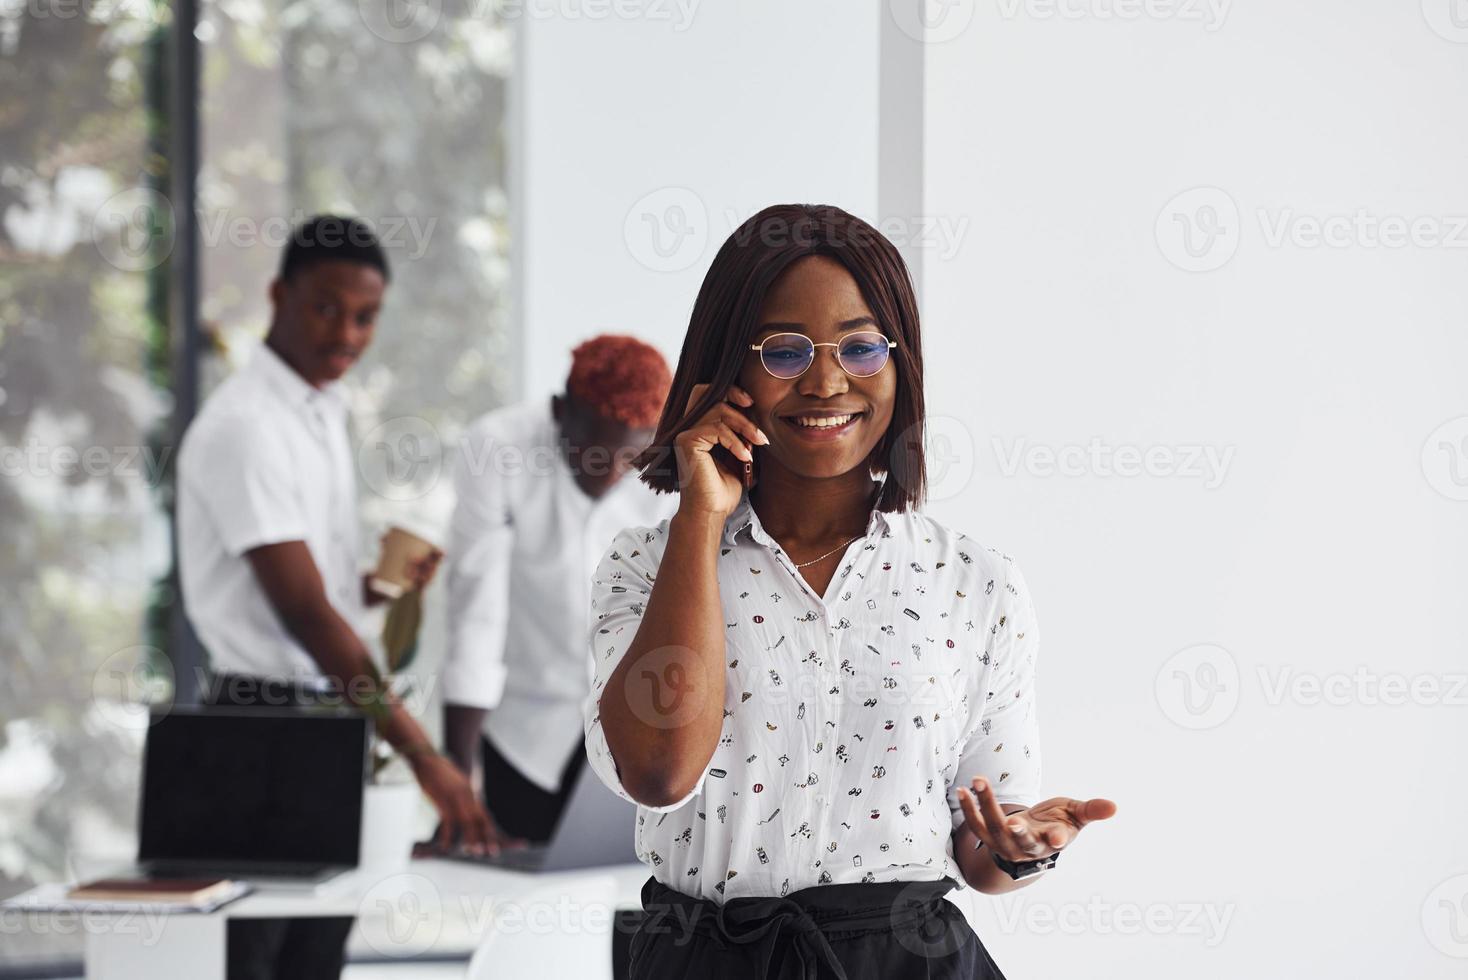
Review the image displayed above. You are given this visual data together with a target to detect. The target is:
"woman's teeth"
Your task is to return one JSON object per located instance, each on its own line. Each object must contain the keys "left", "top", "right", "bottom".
{"left": 798, "top": 413, "right": 857, "bottom": 428}
{"left": 792, "top": 414, "right": 857, "bottom": 428}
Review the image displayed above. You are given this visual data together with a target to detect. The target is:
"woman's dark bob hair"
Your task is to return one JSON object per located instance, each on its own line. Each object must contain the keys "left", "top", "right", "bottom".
{"left": 633, "top": 203, "right": 926, "bottom": 514}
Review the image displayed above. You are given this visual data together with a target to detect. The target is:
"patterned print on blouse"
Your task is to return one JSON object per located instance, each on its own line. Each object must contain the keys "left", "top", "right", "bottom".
{"left": 581, "top": 488, "right": 1042, "bottom": 904}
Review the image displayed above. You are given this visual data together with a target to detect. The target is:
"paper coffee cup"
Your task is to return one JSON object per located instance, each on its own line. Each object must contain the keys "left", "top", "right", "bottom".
{"left": 370, "top": 526, "right": 439, "bottom": 600}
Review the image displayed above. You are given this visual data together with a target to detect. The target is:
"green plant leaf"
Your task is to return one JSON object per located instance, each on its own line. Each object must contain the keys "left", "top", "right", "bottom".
{"left": 382, "top": 588, "right": 423, "bottom": 673}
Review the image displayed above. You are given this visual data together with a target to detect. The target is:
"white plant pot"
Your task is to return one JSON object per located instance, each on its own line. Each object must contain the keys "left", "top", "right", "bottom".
{"left": 358, "top": 781, "right": 419, "bottom": 872}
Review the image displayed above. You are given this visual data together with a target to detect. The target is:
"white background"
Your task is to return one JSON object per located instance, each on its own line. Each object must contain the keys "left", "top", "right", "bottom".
{"left": 919, "top": 1, "right": 1468, "bottom": 976}
{"left": 514, "top": 0, "right": 881, "bottom": 399}
{"left": 507, "top": 2, "right": 1468, "bottom": 976}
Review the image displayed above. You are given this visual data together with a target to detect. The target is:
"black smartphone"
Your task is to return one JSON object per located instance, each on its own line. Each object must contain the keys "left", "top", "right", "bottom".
{"left": 711, "top": 443, "right": 756, "bottom": 491}
{"left": 710, "top": 401, "right": 757, "bottom": 490}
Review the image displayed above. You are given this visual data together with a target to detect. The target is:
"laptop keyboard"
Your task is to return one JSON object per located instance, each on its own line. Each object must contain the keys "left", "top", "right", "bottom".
{"left": 452, "top": 843, "right": 551, "bottom": 870}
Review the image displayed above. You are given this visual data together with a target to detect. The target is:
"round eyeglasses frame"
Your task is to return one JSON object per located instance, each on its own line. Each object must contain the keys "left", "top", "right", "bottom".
{"left": 748, "top": 331, "right": 898, "bottom": 380}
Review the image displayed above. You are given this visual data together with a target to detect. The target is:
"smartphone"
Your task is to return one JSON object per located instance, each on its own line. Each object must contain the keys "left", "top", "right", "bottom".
{"left": 711, "top": 402, "right": 758, "bottom": 490}
{"left": 712, "top": 443, "right": 756, "bottom": 491}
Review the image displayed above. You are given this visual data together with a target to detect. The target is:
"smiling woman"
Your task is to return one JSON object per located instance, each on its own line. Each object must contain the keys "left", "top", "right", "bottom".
{"left": 634, "top": 204, "right": 927, "bottom": 513}
{"left": 586, "top": 204, "right": 1117, "bottom": 980}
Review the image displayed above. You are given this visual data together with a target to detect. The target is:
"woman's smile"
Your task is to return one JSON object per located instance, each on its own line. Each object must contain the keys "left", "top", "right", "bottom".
{"left": 778, "top": 409, "right": 867, "bottom": 442}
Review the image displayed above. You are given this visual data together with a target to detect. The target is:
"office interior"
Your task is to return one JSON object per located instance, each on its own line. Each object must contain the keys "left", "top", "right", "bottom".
{"left": 4, "top": 1, "right": 1467, "bottom": 978}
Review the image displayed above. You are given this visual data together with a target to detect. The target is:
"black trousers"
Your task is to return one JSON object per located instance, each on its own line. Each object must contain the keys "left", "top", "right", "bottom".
{"left": 480, "top": 732, "right": 587, "bottom": 842}
{"left": 628, "top": 874, "right": 1009, "bottom": 979}
{"left": 205, "top": 672, "right": 356, "bottom": 980}
{"left": 224, "top": 917, "right": 355, "bottom": 980}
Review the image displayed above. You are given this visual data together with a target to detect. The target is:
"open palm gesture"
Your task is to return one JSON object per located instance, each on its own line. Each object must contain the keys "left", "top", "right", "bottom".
{"left": 957, "top": 775, "right": 1117, "bottom": 864}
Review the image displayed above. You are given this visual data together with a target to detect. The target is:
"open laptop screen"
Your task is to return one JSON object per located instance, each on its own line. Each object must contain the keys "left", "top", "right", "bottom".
{"left": 137, "top": 709, "right": 369, "bottom": 867}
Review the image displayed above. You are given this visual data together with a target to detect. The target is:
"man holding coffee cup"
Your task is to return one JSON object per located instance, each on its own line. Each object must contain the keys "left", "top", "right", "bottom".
{"left": 442, "top": 334, "right": 678, "bottom": 849}
{"left": 371, "top": 525, "right": 441, "bottom": 600}
{"left": 176, "top": 215, "right": 491, "bottom": 980}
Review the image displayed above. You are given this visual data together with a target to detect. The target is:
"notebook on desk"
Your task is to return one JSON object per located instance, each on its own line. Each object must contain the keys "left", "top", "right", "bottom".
{"left": 5, "top": 879, "right": 256, "bottom": 917}
{"left": 64, "top": 877, "right": 255, "bottom": 913}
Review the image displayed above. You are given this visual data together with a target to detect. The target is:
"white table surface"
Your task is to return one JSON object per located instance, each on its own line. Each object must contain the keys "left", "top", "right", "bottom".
{"left": 4, "top": 858, "right": 655, "bottom": 977}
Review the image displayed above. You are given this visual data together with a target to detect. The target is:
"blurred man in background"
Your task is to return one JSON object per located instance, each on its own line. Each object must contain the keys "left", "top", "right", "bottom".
{"left": 177, "top": 215, "right": 493, "bottom": 980}
{"left": 442, "top": 334, "right": 677, "bottom": 850}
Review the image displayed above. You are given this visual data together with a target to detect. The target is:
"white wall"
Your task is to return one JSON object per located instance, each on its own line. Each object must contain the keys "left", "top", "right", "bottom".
{"left": 514, "top": 0, "right": 882, "bottom": 400}
{"left": 508, "top": 3, "right": 1468, "bottom": 973}
{"left": 919, "top": 2, "right": 1468, "bottom": 976}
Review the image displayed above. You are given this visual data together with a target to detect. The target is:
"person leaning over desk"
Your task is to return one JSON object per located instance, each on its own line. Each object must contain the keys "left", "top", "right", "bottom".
{"left": 581, "top": 204, "right": 1119, "bottom": 979}
{"left": 440, "top": 334, "right": 678, "bottom": 852}
{"left": 176, "top": 215, "right": 495, "bottom": 980}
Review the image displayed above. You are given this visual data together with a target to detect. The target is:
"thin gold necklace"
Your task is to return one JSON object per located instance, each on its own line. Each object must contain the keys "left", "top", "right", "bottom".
{"left": 760, "top": 484, "right": 879, "bottom": 568}
{"left": 791, "top": 532, "right": 865, "bottom": 568}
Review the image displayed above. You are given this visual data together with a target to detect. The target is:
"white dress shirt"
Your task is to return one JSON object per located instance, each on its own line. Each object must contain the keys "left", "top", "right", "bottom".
{"left": 443, "top": 399, "right": 678, "bottom": 794}
{"left": 582, "top": 482, "right": 1043, "bottom": 903}
{"left": 177, "top": 341, "right": 365, "bottom": 681}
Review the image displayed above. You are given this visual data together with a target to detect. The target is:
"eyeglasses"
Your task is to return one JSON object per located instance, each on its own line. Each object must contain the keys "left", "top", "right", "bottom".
{"left": 749, "top": 331, "right": 897, "bottom": 380}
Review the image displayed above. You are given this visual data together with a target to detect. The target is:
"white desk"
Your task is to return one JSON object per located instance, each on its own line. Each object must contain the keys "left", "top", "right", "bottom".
{"left": 5, "top": 859, "right": 652, "bottom": 980}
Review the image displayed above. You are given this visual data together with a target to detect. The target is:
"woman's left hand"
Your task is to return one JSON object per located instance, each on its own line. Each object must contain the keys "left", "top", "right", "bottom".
{"left": 957, "top": 776, "right": 1117, "bottom": 863}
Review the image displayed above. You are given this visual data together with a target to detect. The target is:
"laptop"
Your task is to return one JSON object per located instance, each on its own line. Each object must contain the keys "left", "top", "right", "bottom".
{"left": 129, "top": 707, "right": 369, "bottom": 887}
{"left": 445, "top": 755, "right": 639, "bottom": 873}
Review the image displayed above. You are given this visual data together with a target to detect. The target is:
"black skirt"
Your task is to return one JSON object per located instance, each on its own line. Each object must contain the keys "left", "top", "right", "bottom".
{"left": 629, "top": 874, "right": 1010, "bottom": 980}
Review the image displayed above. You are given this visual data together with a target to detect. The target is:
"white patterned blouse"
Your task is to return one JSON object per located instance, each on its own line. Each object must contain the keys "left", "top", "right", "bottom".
{"left": 582, "top": 484, "right": 1043, "bottom": 904}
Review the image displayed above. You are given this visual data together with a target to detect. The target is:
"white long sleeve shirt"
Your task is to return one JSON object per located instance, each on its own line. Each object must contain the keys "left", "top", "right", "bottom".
{"left": 582, "top": 483, "right": 1043, "bottom": 903}
{"left": 443, "top": 399, "right": 678, "bottom": 793}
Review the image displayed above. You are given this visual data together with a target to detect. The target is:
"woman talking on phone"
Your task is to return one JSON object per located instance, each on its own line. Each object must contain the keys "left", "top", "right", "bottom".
{"left": 582, "top": 204, "right": 1116, "bottom": 979}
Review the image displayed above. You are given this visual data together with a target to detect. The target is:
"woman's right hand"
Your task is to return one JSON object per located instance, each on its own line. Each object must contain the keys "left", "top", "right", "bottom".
{"left": 673, "top": 382, "right": 769, "bottom": 520}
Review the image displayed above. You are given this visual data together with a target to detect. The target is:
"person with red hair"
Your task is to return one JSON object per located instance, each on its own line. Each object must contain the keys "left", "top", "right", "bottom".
{"left": 440, "top": 333, "right": 679, "bottom": 854}
{"left": 563, "top": 333, "right": 672, "bottom": 460}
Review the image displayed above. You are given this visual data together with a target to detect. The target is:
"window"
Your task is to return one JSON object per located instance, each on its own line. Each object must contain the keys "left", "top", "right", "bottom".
{"left": 0, "top": 0, "right": 513, "bottom": 970}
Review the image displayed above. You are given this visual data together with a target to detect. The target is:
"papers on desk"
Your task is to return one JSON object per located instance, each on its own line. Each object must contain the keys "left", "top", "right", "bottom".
{"left": 2, "top": 879, "right": 255, "bottom": 915}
